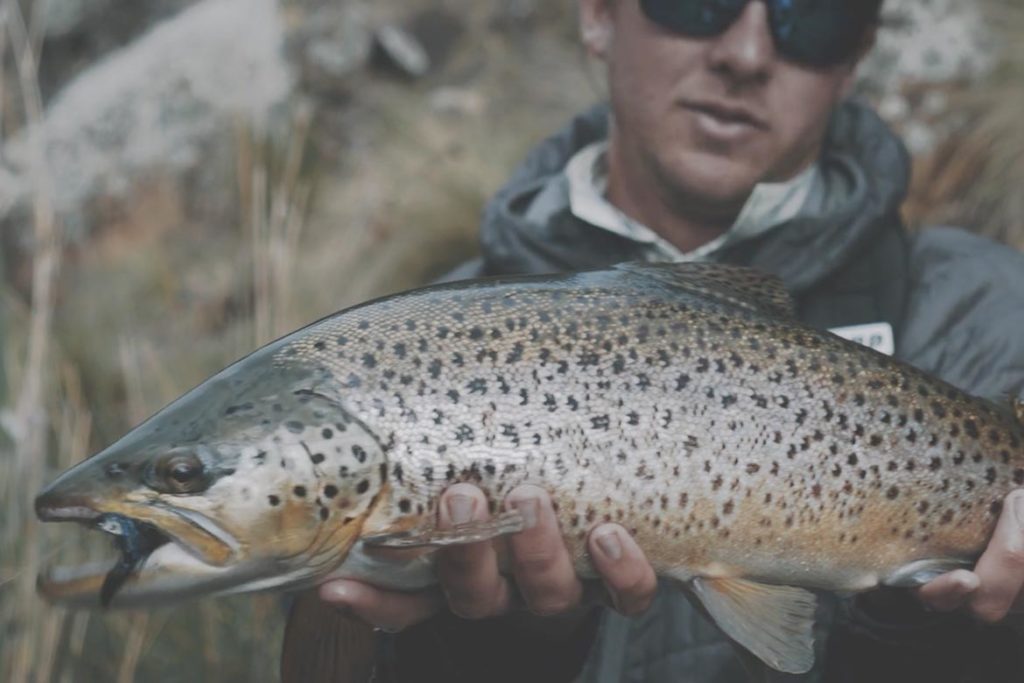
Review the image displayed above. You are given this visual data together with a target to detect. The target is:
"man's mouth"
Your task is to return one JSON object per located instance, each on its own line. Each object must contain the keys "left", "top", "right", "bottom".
{"left": 680, "top": 98, "right": 769, "bottom": 140}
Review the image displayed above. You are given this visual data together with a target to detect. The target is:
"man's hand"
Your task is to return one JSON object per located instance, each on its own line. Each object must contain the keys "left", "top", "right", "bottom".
{"left": 318, "top": 483, "right": 658, "bottom": 631}
{"left": 917, "top": 489, "right": 1024, "bottom": 622}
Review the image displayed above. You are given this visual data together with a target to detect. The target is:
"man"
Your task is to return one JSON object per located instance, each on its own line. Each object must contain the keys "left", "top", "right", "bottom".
{"left": 294, "top": 1, "right": 1024, "bottom": 680}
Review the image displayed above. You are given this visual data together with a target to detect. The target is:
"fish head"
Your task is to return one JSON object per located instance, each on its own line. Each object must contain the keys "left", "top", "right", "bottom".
{"left": 35, "top": 351, "right": 386, "bottom": 608}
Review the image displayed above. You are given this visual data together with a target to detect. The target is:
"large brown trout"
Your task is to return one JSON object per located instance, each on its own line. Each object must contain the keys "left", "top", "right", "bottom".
{"left": 35, "top": 263, "right": 1024, "bottom": 673}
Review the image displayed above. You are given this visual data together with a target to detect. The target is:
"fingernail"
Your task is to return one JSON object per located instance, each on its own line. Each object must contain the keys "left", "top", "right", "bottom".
{"left": 509, "top": 495, "right": 539, "bottom": 529}
{"left": 320, "top": 582, "right": 353, "bottom": 604}
{"left": 1014, "top": 492, "right": 1024, "bottom": 526}
{"left": 447, "top": 493, "right": 476, "bottom": 525}
{"left": 594, "top": 528, "right": 622, "bottom": 561}
{"left": 955, "top": 572, "right": 980, "bottom": 593}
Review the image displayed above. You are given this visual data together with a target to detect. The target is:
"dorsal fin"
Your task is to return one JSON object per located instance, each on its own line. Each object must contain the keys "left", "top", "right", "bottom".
{"left": 612, "top": 262, "right": 795, "bottom": 318}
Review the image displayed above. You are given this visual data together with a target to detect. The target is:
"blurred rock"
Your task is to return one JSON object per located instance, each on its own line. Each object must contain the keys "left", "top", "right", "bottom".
{"left": 286, "top": 4, "right": 372, "bottom": 98}
{"left": 36, "top": 0, "right": 198, "bottom": 101}
{"left": 371, "top": 6, "right": 466, "bottom": 79}
{"left": 0, "top": 0, "right": 290, "bottom": 249}
{"left": 857, "top": 0, "right": 996, "bottom": 155}
{"left": 429, "top": 87, "right": 485, "bottom": 117}
{"left": 407, "top": 7, "right": 465, "bottom": 70}
{"left": 372, "top": 23, "right": 431, "bottom": 78}
{"left": 488, "top": 0, "right": 539, "bottom": 30}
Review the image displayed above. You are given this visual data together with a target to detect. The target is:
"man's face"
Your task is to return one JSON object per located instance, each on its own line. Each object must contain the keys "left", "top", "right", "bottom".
{"left": 581, "top": 0, "right": 871, "bottom": 215}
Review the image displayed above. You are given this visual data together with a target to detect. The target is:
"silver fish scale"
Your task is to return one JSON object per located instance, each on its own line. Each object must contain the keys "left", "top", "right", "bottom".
{"left": 274, "top": 274, "right": 1024, "bottom": 591}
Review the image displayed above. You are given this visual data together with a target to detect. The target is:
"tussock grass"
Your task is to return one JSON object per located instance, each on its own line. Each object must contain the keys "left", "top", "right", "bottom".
{"left": 905, "top": 0, "right": 1024, "bottom": 249}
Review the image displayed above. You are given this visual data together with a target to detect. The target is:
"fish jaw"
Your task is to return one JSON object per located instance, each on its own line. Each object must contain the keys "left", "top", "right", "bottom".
{"left": 35, "top": 494, "right": 375, "bottom": 608}
{"left": 37, "top": 540, "right": 276, "bottom": 608}
{"left": 35, "top": 493, "right": 241, "bottom": 568}
{"left": 34, "top": 492, "right": 250, "bottom": 608}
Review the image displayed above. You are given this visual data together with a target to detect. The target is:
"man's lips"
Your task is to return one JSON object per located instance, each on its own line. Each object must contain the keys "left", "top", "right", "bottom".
{"left": 680, "top": 98, "right": 769, "bottom": 130}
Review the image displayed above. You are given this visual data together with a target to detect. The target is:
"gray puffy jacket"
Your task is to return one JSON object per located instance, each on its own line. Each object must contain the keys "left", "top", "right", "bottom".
{"left": 395, "top": 100, "right": 1024, "bottom": 683}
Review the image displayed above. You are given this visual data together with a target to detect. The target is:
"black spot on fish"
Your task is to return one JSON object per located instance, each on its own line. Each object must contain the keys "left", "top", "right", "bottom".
{"left": 294, "top": 486, "right": 307, "bottom": 497}
{"left": 356, "top": 480, "right": 370, "bottom": 494}
{"left": 398, "top": 499, "right": 412, "bottom": 513}
{"left": 268, "top": 495, "right": 280, "bottom": 506}
{"left": 310, "top": 452, "right": 325, "bottom": 465}
{"left": 286, "top": 421, "right": 304, "bottom": 434}
{"left": 455, "top": 424, "right": 475, "bottom": 444}
{"left": 351, "top": 445, "right": 367, "bottom": 463}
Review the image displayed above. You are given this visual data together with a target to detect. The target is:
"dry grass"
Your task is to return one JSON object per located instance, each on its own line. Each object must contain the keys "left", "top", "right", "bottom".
{"left": 0, "top": 5, "right": 594, "bottom": 676}
{"left": 903, "top": 0, "right": 1024, "bottom": 248}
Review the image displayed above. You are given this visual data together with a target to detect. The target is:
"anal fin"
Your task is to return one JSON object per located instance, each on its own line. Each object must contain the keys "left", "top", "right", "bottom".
{"left": 362, "top": 510, "right": 525, "bottom": 549}
{"left": 690, "top": 576, "right": 817, "bottom": 675}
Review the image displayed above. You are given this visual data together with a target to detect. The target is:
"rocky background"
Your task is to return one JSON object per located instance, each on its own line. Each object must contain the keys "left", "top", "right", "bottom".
{"left": 1, "top": 1, "right": 1021, "bottom": 680}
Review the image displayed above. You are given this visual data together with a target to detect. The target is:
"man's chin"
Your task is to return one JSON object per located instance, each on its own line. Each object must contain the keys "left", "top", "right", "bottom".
{"left": 658, "top": 153, "right": 762, "bottom": 212}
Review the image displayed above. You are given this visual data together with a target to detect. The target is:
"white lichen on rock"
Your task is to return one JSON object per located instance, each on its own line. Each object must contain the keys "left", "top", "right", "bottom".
{"left": 857, "top": 0, "right": 997, "bottom": 154}
{"left": 0, "top": 0, "right": 290, "bottom": 240}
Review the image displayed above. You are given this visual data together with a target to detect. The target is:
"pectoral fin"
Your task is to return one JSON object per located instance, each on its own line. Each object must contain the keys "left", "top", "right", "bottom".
{"left": 361, "top": 510, "right": 525, "bottom": 549}
{"left": 690, "top": 577, "right": 817, "bottom": 675}
{"left": 883, "top": 558, "right": 974, "bottom": 587}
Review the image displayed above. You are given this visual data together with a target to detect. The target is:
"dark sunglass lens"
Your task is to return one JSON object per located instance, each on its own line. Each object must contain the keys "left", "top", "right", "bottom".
{"left": 769, "top": 0, "right": 871, "bottom": 67}
{"left": 640, "top": 0, "right": 748, "bottom": 37}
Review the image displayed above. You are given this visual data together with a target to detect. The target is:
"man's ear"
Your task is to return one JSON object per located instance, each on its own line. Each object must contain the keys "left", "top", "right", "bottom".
{"left": 840, "top": 24, "right": 878, "bottom": 96}
{"left": 580, "top": 0, "right": 614, "bottom": 58}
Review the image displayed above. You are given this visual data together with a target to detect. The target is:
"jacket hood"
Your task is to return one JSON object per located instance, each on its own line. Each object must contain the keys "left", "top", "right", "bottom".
{"left": 479, "top": 99, "right": 910, "bottom": 294}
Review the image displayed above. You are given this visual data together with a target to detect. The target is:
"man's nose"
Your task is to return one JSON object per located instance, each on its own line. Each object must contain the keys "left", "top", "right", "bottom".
{"left": 706, "top": 1, "right": 775, "bottom": 82}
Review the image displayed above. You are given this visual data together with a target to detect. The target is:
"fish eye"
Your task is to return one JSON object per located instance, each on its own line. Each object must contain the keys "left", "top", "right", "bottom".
{"left": 153, "top": 452, "right": 209, "bottom": 494}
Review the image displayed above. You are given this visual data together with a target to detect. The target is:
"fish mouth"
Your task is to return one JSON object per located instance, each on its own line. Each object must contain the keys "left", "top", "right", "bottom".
{"left": 35, "top": 498, "right": 264, "bottom": 608}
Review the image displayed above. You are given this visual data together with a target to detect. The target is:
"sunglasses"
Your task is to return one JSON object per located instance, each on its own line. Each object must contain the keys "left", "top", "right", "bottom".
{"left": 639, "top": 0, "right": 876, "bottom": 68}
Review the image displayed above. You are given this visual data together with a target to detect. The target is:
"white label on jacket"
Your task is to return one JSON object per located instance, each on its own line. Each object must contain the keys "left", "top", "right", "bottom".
{"left": 829, "top": 322, "right": 895, "bottom": 356}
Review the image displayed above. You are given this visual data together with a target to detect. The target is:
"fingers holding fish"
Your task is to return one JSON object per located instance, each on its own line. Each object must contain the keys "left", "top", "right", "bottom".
{"left": 505, "top": 485, "right": 585, "bottom": 616}
{"left": 318, "top": 579, "right": 444, "bottom": 632}
{"left": 915, "top": 569, "right": 980, "bottom": 612}
{"left": 437, "top": 484, "right": 512, "bottom": 619}
{"left": 963, "top": 489, "right": 1024, "bottom": 622}
{"left": 588, "top": 524, "right": 658, "bottom": 617}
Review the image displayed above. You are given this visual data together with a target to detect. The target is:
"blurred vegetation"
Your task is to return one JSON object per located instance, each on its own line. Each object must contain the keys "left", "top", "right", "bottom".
{"left": 1, "top": 0, "right": 1022, "bottom": 681}
{"left": 0, "top": 1, "right": 594, "bottom": 681}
